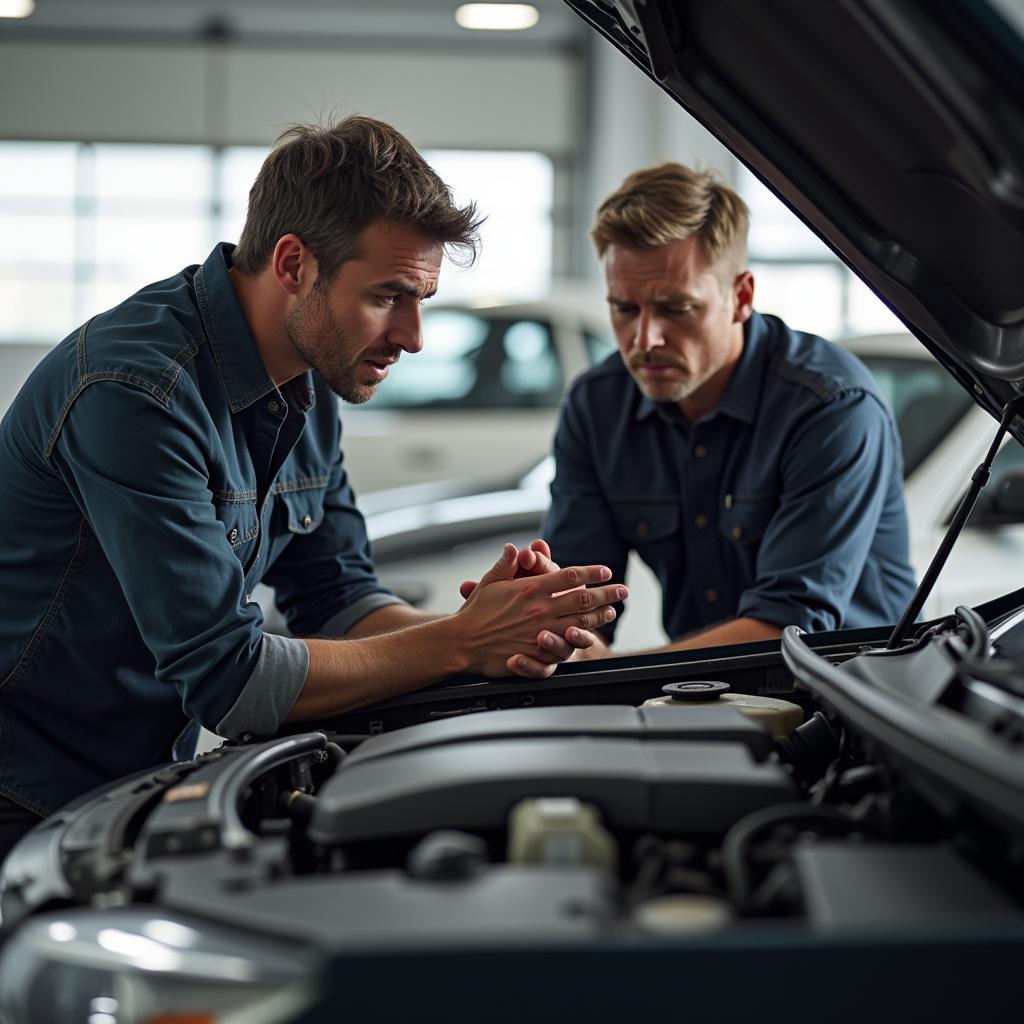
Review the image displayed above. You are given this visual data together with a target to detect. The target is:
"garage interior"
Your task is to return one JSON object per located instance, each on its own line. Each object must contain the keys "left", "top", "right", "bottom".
{"left": 2, "top": 4, "right": 1023, "bottom": 1021}
{"left": 0, "top": 0, "right": 920, "bottom": 653}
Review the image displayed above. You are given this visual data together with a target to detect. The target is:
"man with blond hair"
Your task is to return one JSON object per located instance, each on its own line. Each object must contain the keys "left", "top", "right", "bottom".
{"left": 544, "top": 162, "right": 915, "bottom": 656}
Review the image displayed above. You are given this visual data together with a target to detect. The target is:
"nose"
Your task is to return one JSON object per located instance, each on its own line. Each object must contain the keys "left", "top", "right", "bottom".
{"left": 634, "top": 309, "right": 665, "bottom": 354}
{"left": 387, "top": 301, "right": 424, "bottom": 354}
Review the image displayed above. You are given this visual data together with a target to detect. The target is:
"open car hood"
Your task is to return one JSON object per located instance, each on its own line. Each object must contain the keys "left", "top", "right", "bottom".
{"left": 566, "top": 0, "right": 1024, "bottom": 434}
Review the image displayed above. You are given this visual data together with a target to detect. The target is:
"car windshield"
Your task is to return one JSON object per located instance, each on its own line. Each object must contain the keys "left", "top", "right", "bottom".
{"left": 858, "top": 355, "right": 975, "bottom": 477}
{"left": 368, "top": 309, "right": 564, "bottom": 411}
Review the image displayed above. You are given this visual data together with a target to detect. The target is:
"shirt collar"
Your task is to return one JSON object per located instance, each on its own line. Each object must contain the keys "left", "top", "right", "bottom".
{"left": 634, "top": 311, "right": 769, "bottom": 427}
{"left": 194, "top": 242, "right": 282, "bottom": 414}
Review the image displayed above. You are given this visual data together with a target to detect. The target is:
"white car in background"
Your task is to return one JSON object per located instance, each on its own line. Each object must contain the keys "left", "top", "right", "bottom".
{"left": 850, "top": 333, "right": 1024, "bottom": 615}
{"left": 366, "top": 331, "right": 1024, "bottom": 640}
{"left": 339, "top": 294, "right": 614, "bottom": 494}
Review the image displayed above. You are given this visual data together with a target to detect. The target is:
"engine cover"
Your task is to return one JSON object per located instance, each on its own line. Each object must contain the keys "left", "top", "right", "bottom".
{"left": 310, "top": 736, "right": 795, "bottom": 844}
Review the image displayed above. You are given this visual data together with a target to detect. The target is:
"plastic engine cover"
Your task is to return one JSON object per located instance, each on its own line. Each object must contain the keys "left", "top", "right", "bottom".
{"left": 341, "top": 703, "right": 775, "bottom": 765}
{"left": 309, "top": 737, "right": 795, "bottom": 844}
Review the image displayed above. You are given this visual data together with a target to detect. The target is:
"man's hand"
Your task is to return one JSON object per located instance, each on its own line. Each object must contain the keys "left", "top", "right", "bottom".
{"left": 458, "top": 538, "right": 557, "bottom": 599}
{"left": 451, "top": 556, "right": 627, "bottom": 679}
{"left": 567, "top": 630, "right": 612, "bottom": 661}
{"left": 292, "top": 548, "right": 626, "bottom": 723}
{"left": 459, "top": 540, "right": 609, "bottom": 674}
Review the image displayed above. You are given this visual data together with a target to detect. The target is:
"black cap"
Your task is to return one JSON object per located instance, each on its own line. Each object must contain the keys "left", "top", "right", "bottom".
{"left": 662, "top": 681, "right": 731, "bottom": 702}
{"left": 407, "top": 830, "right": 488, "bottom": 880}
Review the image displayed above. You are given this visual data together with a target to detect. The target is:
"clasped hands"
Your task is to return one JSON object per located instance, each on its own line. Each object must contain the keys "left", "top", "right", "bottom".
{"left": 456, "top": 538, "right": 626, "bottom": 679}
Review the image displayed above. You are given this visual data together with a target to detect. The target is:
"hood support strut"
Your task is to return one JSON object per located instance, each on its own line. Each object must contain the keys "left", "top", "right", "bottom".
{"left": 888, "top": 394, "right": 1024, "bottom": 648}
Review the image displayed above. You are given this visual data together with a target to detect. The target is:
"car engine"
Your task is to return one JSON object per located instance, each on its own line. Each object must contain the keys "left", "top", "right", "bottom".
{"left": 4, "top": 604, "right": 1023, "bottom": 935}
{"left": 1, "top": 601, "right": 1023, "bottom": 1021}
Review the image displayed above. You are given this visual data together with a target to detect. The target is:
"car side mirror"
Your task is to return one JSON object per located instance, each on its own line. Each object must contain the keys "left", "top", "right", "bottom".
{"left": 971, "top": 467, "right": 1024, "bottom": 527}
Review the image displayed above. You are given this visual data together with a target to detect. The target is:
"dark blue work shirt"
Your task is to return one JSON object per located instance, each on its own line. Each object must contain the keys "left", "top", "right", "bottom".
{"left": 544, "top": 312, "right": 916, "bottom": 642}
{"left": 0, "top": 244, "right": 400, "bottom": 815}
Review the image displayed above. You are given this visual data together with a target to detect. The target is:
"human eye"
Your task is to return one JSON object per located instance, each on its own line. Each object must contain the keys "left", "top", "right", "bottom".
{"left": 377, "top": 293, "right": 402, "bottom": 307}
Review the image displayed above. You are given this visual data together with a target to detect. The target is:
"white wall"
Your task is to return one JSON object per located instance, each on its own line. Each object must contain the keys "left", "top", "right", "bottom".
{"left": 0, "top": 33, "right": 737, "bottom": 280}
{"left": 0, "top": 39, "right": 579, "bottom": 153}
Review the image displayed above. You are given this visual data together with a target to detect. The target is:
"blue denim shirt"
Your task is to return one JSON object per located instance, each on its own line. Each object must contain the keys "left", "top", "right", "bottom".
{"left": 544, "top": 312, "right": 917, "bottom": 642}
{"left": 0, "top": 243, "right": 401, "bottom": 815}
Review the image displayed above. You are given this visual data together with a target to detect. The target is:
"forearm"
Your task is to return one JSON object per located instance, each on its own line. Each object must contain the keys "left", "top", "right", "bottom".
{"left": 342, "top": 603, "right": 444, "bottom": 638}
{"left": 577, "top": 617, "right": 782, "bottom": 662}
{"left": 665, "top": 616, "right": 781, "bottom": 652}
{"left": 288, "top": 617, "right": 470, "bottom": 722}
{"left": 287, "top": 559, "right": 624, "bottom": 720}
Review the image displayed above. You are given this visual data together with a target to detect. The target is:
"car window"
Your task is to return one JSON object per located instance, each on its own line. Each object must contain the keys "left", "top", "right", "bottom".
{"left": 369, "top": 310, "right": 561, "bottom": 411}
{"left": 858, "top": 355, "right": 974, "bottom": 477}
{"left": 500, "top": 321, "right": 561, "bottom": 402}
{"left": 990, "top": 439, "right": 1024, "bottom": 477}
{"left": 584, "top": 329, "right": 616, "bottom": 365}
{"left": 969, "top": 437, "right": 1024, "bottom": 521}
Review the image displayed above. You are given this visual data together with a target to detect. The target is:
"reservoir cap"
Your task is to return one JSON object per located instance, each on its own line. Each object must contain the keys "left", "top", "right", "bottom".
{"left": 662, "top": 681, "right": 730, "bottom": 702}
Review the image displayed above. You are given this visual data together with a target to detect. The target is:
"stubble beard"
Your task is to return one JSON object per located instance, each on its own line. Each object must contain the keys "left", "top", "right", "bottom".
{"left": 628, "top": 355, "right": 701, "bottom": 404}
{"left": 286, "top": 287, "right": 377, "bottom": 405}
{"left": 641, "top": 377, "right": 700, "bottom": 403}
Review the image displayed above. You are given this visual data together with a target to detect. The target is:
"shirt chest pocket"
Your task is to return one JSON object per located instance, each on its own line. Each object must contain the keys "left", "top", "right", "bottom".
{"left": 213, "top": 497, "right": 259, "bottom": 562}
{"left": 610, "top": 500, "right": 681, "bottom": 548}
{"left": 718, "top": 494, "right": 775, "bottom": 548}
{"left": 274, "top": 483, "right": 327, "bottom": 536}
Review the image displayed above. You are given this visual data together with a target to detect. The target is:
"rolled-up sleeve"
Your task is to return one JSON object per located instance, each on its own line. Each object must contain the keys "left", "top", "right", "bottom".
{"left": 216, "top": 632, "right": 308, "bottom": 738}
{"left": 736, "top": 390, "right": 896, "bottom": 633}
{"left": 52, "top": 379, "right": 300, "bottom": 733}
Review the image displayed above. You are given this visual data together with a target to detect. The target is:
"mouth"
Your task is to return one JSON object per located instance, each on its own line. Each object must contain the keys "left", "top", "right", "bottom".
{"left": 634, "top": 361, "right": 685, "bottom": 379}
{"left": 364, "top": 358, "right": 396, "bottom": 382}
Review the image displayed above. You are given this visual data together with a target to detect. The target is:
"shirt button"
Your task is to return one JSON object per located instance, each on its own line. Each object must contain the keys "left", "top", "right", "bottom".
{"left": 635, "top": 520, "right": 650, "bottom": 539}
{"left": 694, "top": 445, "right": 708, "bottom": 458}
{"left": 302, "top": 514, "right": 313, "bottom": 529}
{"left": 730, "top": 525, "right": 743, "bottom": 541}
{"left": 705, "top": 588, "right": 719, "bottom": 603}
{"left": 694, "top": 514, "right": 709, "bottom": 529}
{"left": 228, "top": 527, "right": 239, "bottom": 543}
{"left": 267, "top": 400, "right": 280, "bottom": 413}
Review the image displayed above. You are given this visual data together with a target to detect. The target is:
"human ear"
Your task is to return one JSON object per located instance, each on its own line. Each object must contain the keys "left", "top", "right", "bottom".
{"left": 271, "top": 234, "right": 318, "bottom": 297}
{"left": 733, "top": 270, "right": 755, "bottom": 323}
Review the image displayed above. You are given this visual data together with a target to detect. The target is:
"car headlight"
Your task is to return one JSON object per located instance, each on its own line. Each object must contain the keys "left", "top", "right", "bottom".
{"left": 0, "top": 907, "right": 318, "bottom": 1024}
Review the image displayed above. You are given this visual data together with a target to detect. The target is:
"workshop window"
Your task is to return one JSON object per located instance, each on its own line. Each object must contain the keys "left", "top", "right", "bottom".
{"left": 740, "top": 167, "right": 903, "bottom": 341}
{"left": 423, "top": 149, "right": 553, "bottom": 303}
{"left": 0, "top": 142, "right": 556, "bottom": 344}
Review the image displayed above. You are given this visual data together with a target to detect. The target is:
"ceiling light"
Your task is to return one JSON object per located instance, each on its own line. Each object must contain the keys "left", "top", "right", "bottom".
{"left": 455, "top": 4, "right": 540, "bottom": 31}
{"left": 0, "top": 0, "right": 34, "bottom": 18}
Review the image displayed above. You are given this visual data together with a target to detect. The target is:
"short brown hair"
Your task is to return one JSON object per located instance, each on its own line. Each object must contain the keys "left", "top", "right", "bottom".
{"left": 591, "top": 162, "right": 749, "bottom": 276}
{"left": 233, "top": 116, "right": 482, "bottom": 279}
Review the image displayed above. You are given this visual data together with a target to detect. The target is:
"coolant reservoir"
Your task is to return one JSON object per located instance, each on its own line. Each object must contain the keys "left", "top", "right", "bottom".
{"left": 642, "top": 681, "right": 803, "bottom": 739}
{"left": 507, "top": 797, "right": 618, "bottom": 872}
